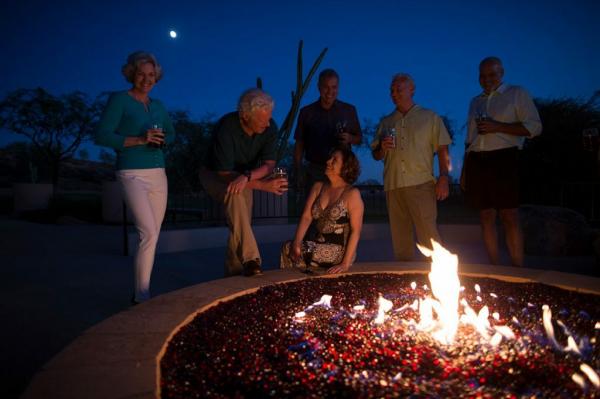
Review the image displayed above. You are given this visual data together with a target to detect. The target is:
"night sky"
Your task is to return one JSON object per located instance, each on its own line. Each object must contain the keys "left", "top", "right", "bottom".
{"left": 1, "top": 0, "right": 599, "bottom": 182}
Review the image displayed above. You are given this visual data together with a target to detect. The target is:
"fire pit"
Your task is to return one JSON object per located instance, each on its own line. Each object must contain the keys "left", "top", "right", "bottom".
{"left": 159, "top": 244, "right": 600, "bottom": 398}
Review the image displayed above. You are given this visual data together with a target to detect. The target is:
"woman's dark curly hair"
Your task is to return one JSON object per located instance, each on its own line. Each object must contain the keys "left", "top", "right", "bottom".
{"left": 331, "top": 146, "right": 361, "bottom": 184}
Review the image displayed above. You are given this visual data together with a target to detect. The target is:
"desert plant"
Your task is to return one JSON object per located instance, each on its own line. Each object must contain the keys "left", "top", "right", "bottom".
{"left": 257, "top": 41, "right": 328, "bottom": 163}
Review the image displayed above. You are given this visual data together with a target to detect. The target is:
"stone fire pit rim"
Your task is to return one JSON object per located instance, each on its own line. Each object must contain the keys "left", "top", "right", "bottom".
{"left": 22, "top": 263, "right": 600, "bottom": 399}
{"left": 154, "top": 266, "right": 600, "bottom": 398}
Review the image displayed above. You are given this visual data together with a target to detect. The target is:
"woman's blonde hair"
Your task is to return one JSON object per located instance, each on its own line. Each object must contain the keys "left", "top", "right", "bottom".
{"left": 121, "top": 51, "right": 163, "bottom": 83}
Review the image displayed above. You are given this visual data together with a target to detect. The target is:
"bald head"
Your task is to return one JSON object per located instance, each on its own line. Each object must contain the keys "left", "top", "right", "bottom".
{"left": 479, "top": 56, "right": 503, "bottom": 70}
{"left": 479, "top": 56, "right": 504, "bottom": 94}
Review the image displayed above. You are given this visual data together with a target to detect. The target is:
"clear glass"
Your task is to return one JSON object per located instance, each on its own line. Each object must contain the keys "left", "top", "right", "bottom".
{"left": 582, "top": 128, "right": 599, "bottom": 152}
{"left": 148, "top": 123, "right": 164, "bottom": 148}
{"left": 335, "top": 120, "right": 348, "bottom": 141}
{"left": 301, "top": 241, "right": 316, "bottom": 274}
{"left": 272, "top": 166, "right": 288, "bottom": 189}
{"left": 475, "top": 111, "right": 489, "bottom": 136}
{"left": 475, "top": 111, "right": 489, "bottom": 122}
{"left": 272, "top": 166, "right": 287, "bottom": 179}
{"left": 383, "top": 127, "right": 396, "bottom": 148}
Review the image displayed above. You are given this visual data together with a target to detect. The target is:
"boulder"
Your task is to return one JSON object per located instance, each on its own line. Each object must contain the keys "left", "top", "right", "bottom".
{"left": 520, "top": 205, "right": 594, "bottom": 256}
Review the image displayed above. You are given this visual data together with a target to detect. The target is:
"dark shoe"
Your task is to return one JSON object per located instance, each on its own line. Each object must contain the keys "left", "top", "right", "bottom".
{"left": 242, "top": 260, "right": 262, "bottom": 276}
{"left": 130, "top": 295, "right": 140, "bottom": 306}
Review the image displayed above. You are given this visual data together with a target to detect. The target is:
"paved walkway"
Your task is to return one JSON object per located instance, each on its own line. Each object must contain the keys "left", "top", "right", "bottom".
{"left": 0, "top": 219, "right": 596, "bottom": 398}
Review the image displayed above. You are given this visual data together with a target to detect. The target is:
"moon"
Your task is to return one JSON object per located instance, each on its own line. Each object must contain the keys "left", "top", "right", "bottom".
{"left": 169, "top": 30, "right": 177, "bottom": 39}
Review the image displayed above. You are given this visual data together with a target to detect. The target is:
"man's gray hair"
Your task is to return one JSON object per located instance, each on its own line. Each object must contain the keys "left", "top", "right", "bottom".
{"left": 479, "top": 56, "right": 503, "bottom": 69}
{"left": 121, "top": 51, "right": 163, "bottom": 83}
{"left": 391, "top": 73, "right": 416, "bottom": 90}
{"left": 237, "top": 89, "right": 274, "bottom": 115}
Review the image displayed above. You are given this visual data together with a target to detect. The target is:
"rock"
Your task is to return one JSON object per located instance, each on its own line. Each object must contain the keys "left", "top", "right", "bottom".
{"left": 520, "top": 205, "right": 594, "bottom": 256}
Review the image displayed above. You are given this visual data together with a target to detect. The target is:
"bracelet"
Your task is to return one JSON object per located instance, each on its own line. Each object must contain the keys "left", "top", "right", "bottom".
{"left": 244, "top": 170, "right": 252, "bottom": 182}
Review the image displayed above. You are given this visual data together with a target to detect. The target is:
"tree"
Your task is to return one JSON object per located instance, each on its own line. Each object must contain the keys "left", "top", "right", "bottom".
{"left": 357, "top": 117, "right": 379, "bottom": 151}
{"left": 522, "top": 96, "right": 600, "bottom": 182}
{"left": 0, "top": 88, "right": 102, "bottom": 186}
{"left": 0, "top": 141, "right": 47, "bottom": 183}
{"left": 440, "top": 115, "right": 456, "bottom": 143}
{"left": 358, "top": 178, "right": 381, "bottom": 185}
{"left": 517, "top": 94, "right": 600, "bottom": 211}
{"left": 78, "top": 149, "right": 90, "bottom": 160}
{"left": 98, "top": 149, "right": 116, "bottom": 164}
{"left": 164, "top": 111, "right": 216, "bottom": 193}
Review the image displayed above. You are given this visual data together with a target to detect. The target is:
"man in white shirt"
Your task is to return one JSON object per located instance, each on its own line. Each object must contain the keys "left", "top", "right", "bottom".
{"left": 464, "top": 57, "right": 542, "bottom": 266}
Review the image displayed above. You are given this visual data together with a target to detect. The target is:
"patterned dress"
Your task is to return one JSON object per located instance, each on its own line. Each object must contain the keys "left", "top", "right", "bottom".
{"left": 280, "top": 185, "right": 352, "bottom": 273}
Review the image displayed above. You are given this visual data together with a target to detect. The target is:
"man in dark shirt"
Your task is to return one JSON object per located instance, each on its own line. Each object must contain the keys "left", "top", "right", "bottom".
{"left": 200, "top": 88, "right": 287, "bottom": 277}
{"left": 294, "top": 69, "right": 362, "bottom": 193}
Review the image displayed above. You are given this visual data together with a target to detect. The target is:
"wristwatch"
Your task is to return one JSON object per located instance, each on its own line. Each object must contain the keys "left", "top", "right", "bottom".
{"left": 243, "top": 170, "right": 252, "bottom": 182}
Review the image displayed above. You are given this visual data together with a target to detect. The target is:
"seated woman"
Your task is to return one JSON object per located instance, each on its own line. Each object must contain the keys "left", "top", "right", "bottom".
{"left": 281, "top": 147, "right": 364, "bottom": 274}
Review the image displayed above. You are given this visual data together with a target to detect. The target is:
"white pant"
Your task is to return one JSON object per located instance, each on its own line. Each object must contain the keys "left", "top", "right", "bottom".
{"left": 116, "top": 168, "right": 168, "bottom": 302}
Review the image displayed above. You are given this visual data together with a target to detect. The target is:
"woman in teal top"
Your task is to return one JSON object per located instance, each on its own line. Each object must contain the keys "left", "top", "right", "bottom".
{"left": 95, "top": 51, "right": 175, "bottom": 304}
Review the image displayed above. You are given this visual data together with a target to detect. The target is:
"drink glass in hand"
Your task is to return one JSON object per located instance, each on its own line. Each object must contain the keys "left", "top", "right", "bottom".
{"left": 148, "top": 123, "right": 165, "bottom": 148}
{"left": 302, "top": 241, "right": 316, "bottom": 273}
{"left": 582, "top": 128, "right": 599, "bottom": 152}
{"left": 273, "top": 166, "right": 288, "bottom": 188}
{"left": 335, "top": 120, "right": 348, "bottom": 141}
{"left": 383, "top": 127, "right": 396, "bottom": 148}
{"left": 475, "top": 112, "right": 489, "bottom": 135}
{"left": 475, "top": 111, "right": 489, "bottom": 122}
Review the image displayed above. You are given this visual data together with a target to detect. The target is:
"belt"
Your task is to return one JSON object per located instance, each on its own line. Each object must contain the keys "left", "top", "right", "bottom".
{"left": 469, "top": 147, "right": 517, "bottom": 159}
